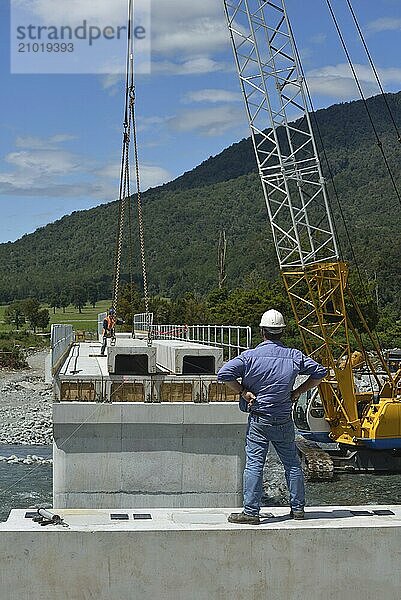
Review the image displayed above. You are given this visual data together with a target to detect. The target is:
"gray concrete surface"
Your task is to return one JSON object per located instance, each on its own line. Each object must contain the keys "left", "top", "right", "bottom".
{"left": 1, "top": 506, "right": 401, "bottom": 600}
{"left": 53, "top": 403, "right": 248, "bottom": 509}
{"left": 153, "top": 339, "right": 223, "bottom": 374}
{"left": 107, "top": 338, "right": 158, "bottom": 375}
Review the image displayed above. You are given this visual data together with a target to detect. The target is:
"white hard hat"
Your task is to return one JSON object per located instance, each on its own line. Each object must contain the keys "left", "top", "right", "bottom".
{"left": 259, "top": 309, "right": 286, "bottom": 331}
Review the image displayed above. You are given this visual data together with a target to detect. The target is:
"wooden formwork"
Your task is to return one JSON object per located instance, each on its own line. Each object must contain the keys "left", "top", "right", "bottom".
{"left": 160, "top": 382, "right": 193, "bottom": 402}
{"left": 110, "top": 382, "right": 145, "bottom": 402}
{"left": 60, "top": 381, "right": 97, "bottom": 402}
{"left": 57, "top": 377, "right": 237, "bottom": 404}
{"left": 208, "top": 383, "right": 238, "bottom": 402}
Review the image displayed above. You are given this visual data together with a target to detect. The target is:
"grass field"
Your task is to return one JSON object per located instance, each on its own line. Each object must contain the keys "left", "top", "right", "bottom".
{"left": 48, "top": 300, "right": 111, "bottom": 332}
{"left": 0, "top": 300, "right": 112, "bottom": 334}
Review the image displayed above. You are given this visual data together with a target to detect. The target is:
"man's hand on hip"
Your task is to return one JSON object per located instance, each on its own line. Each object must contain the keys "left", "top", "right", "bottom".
{"left": 242, "top": 391, "right": 256, "bottom": 407}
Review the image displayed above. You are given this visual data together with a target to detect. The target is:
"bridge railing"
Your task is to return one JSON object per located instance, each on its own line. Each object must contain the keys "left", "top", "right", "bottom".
{"left": 97, "top": 312, "right": 107, "bottom": 340}
{"left": 133, "top": 312, "right": 154, "bottom": 334}
{"left": 51, "top": 324, "right": 75, "bottom": 374}
{"left": 149, "top": 324, "right": 252, "bottom": 360}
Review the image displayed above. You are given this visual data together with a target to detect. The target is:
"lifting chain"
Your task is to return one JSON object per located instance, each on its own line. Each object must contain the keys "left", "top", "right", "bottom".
{"left": 130, "top": 88, "right": 152, "bottom": 347}
{"left": 111, "top": 0, "right": 152, "bottom": 346}
{"left": 112, "top": 123, "right": 130, "bottom": 316}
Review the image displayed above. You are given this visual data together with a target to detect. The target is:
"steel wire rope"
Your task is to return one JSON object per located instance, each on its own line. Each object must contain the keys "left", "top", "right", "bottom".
{"left": 326, "top": 0, "right": 401, "bottom": 209}
{"left": 345, "top": 0, "right": 401, "bottom": 144}
{"left": 323, "top": 0, "right": 399, "bottom": 376}
{"left": 288, "top": 14, "right": 388, "bottom": 386}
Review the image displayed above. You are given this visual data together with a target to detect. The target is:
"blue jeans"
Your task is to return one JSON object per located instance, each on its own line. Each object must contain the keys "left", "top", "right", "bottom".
{"left": 243, "top": 414, "right": 305, "bottom": 515}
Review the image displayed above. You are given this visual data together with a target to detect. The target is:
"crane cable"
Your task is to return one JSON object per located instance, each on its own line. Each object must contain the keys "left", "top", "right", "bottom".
{"left": 112, "top": 0, "right": 152, "bottom": 346}
{"left": 326, "top": 0, "right": 401, "bottom": 209}
{"left": 345, "top": 0, "right": 401, "bottom": 144}
{"left": 288, "top": 20, "right": 387, "bottom": 369}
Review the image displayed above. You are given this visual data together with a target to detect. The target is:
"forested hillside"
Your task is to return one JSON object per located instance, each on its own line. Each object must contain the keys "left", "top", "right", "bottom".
{"left": 1, "top": 91, "right": 400, "bottom": 310}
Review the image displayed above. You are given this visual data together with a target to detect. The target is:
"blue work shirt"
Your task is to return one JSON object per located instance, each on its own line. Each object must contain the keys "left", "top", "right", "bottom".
{"left": 217, "top": 340, "right": 327, "bottom": 419}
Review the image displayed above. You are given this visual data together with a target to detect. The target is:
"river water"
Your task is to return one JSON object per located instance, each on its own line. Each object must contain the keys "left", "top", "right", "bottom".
{"left": 0, "top": 445, "right": 52, "bottom": 522}
{"left": 1, "top": 444, "right": 400, "bottom": 523}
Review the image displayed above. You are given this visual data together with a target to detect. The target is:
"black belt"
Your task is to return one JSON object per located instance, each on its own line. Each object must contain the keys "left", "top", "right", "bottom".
{"left": 250, "top": 412, "right": 292, "bottom": 424}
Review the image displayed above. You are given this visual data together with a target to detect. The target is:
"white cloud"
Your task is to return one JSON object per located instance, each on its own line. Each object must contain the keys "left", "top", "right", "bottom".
{"left": 367, "top": 17, "right": 401, "bottom": 33}
{"left": 98, "top": 58, "right": 124, "bottom": 91}
{"left": 99, "top": 161, "right": 172, "bottom": 191}
{"left": 15, "top": 134, "right": 76, "bottom": 150}
{"left": 138, "top": 115, "right": 170, "bottom": 133}
{"left": 151, "top": 0, "right": 228, "bottom": 56}
{"left": 0, "top": 147, "right": 93, "bottom": 197}
{"left": 153, "top": 16, "right": 228, "bottom": 56}
{"left": 183, "top": 89, "right": 241, "bottom": 104}
{"left": 306, "top": 63, "right": 401, "bottom": 99}
{"left": 139, "top": 165, "right": 172, "bottom": 189}
{"left": 168, "top": 105, "right": 245, "bottom": 137}
{"left": 100, "top": 73, "right": 123, "bottom": 92}
{"left": 18, "top": 0, "right": 230, "bottom": 73}
{"left": 16, "top": 0, "right": 128, "bottom": 27}
{"left": 5, "top": 150, "right": 81, "bottom": 177}
{"left": 0, "top": 134, "right": 103, "bottom": 198}
{"left": 149, "top": 1, "right": 230, "bottom": 79}
{"left": 0, "top": 131, "right": 171, "bottom": 198}
{"left": 152, "top": 57, "right": 230, "bottom": 76}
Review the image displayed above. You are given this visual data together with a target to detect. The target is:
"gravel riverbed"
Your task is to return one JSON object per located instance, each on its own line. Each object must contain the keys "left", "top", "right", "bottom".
{"left": 0, "top": 351, "right": 52, "bottom": 451}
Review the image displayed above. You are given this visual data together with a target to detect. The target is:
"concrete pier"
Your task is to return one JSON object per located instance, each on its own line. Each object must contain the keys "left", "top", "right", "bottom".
{"left": 53, "top": 402, "right": 248, "bottom": 509}
{"left": 1, "top": 506, "right": 401, "bottom": 600}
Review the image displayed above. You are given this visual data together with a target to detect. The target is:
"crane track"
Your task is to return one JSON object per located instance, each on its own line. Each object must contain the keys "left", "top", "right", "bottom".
{"left": 296, "top": 438, "right": 334, "bottom": 480}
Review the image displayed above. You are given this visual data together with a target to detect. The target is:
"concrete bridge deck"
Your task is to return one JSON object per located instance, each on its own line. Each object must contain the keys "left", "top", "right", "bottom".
{"left": 58, "top": 341, "right": 108, "bottom": 378}
{"left": 1, "top": 506, "right": 400, "bottom": 600}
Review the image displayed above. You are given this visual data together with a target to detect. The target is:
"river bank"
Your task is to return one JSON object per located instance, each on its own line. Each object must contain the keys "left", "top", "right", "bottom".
{"left": 0, "top": 351, "right": 52, "bottom": 446}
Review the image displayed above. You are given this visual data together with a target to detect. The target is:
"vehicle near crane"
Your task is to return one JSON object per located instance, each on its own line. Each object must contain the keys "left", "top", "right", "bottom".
{"left": 223, "top": 0, "right": 401, "bottom": 474}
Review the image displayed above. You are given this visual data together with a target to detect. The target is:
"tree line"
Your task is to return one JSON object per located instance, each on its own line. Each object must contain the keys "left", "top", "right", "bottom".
{"left": 2, "top": 272, "right": 400, "bottom": 352}
{"left": 116, "top": 274, "right": 400, "bottom": 349}
{"left": 0, "top": 92, "right": 399, "bottom": 311}
{"left": 47, "top": 283, "right": 101, "bottom": 314}
{"left": 5, "top": 298, "right": 50, "bottom": 333}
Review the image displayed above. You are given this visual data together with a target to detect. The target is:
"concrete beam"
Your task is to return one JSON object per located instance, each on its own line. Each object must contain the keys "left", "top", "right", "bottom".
{"left": 107, "top": 339, "right": 157, "bottom": 375}
{"left": 153, "top": 340, "right": 223, "bottom": 374}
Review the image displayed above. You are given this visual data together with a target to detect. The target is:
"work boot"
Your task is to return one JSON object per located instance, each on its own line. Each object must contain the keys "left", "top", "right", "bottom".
{"left": 289, "top": 508, "right": 305, "bottom": 520}
{"left": 228, "top": 512, "right": 260, "bottom": 525}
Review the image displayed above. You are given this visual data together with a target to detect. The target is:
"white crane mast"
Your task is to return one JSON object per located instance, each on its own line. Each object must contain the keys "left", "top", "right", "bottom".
{"left": 223, "top": 0, "right": 339, "bottom": 269}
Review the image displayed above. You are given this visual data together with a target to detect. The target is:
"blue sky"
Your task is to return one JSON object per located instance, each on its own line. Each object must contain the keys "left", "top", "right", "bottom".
{"left": 1, "top": 0, "right": 401, "bottom": 242}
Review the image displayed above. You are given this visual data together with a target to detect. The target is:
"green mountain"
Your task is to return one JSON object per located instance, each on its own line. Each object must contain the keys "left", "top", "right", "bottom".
{"left": 1, "top": 92, "right": 401, "bottom": 308}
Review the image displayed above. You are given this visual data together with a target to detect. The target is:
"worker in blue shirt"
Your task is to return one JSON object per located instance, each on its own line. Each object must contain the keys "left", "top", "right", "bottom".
{"left": 217, "top": 309, "right": 327, "bottom": 524}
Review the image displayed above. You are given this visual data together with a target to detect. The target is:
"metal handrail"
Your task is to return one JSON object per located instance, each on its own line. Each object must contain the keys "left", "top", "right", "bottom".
{"left": 133, "top": 312, "right": 154, "bottom": 334}
{"left": 147, "top": 324, "right": 252, "bottom": 360}
{"left": 97, "top": 312, "right": 107, "bottom": 340}
{"left": 51, "top": 324, "right": 74, "bottom": 373}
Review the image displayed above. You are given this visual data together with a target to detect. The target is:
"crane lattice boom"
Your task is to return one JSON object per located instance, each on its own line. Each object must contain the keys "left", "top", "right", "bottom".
{"left": 224, "top": 0, "right": 338, "bottom": 268}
